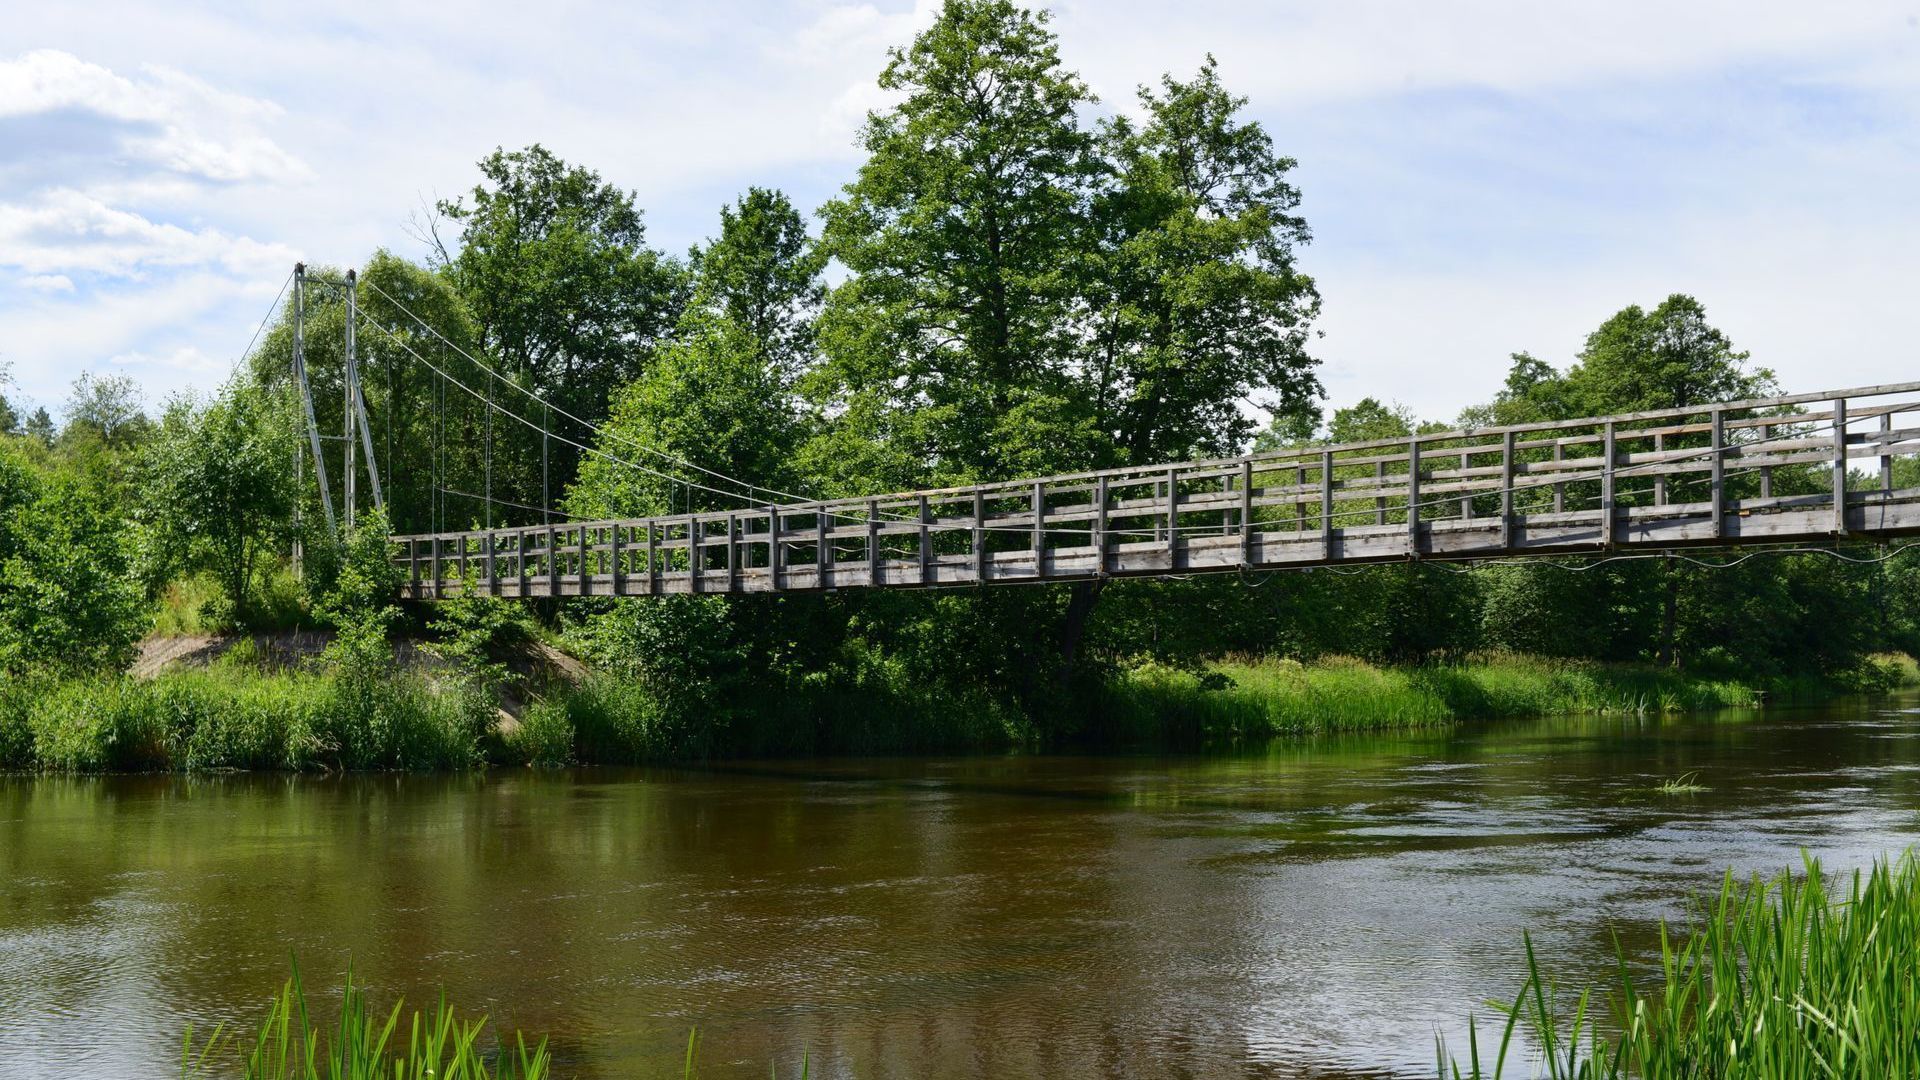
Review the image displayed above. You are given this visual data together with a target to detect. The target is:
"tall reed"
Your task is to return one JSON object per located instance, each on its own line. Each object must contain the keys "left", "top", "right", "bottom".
{"left": 182, "top": 962, "right": 549, "bottom": 1080}
{"left": 1442, "top": 853, "right": 1920, "bottom": 1079}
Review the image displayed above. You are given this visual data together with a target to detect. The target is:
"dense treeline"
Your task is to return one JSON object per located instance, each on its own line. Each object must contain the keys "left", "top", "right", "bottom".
{"left": 0, "top": 0, "right": 1914, "bottom": 766}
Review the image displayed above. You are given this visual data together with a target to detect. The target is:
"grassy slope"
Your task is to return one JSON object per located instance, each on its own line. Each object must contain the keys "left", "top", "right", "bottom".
{"left": 2, "top": 646, "right": 1910, "bottom": 773}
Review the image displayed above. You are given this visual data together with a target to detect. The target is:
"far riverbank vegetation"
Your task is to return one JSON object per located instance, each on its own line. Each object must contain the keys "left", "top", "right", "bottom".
{"left": 2, "top": 0, "right": 1918, "bottom": 775}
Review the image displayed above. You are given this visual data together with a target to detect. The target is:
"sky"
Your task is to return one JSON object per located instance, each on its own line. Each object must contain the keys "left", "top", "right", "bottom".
{"left": 2, "top": 1, "right": 1918, "bottom": 426}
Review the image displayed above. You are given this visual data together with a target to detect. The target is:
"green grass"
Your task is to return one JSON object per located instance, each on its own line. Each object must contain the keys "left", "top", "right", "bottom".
{"left": 1653, "top": 771, "right": 1708, "bottom": 795}
{"left": 1443, "top": 852, "right": 1920, "bottom": 1079}
{"left": 150, "top": 568, "right": 316, "bottom": 637}
{"left": 1099, "top": 654, "right": 1764, "bottom": 744}
{"left": 181, "top": 962, "right": 549, "bottom": 1080}
{"left": 1, "top": 667, "right": 491, "bottom": 772}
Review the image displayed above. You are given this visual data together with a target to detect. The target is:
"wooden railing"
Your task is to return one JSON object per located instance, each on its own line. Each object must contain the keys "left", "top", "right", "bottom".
{"left": 392, "top": 381, "right": 1920, "bottom": 599}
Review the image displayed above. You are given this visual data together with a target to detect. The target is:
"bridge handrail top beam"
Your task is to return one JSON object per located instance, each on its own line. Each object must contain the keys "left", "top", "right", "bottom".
{"left": 387, "top": 379, "right": 1920, "bottom": 544}
{"left": 850, "top": 379, "right": 1920, "bottom": 499}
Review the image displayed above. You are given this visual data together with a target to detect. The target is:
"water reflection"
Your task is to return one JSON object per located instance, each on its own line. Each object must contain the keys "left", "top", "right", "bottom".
{"left": 2, "top": 699, "right": 1917, "bottom": 1077}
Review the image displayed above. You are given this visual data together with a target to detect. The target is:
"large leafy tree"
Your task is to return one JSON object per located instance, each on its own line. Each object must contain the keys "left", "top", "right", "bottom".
{"left": 814, "top": 0, "right": 1101, "bottom": 489}
{"left": 0, "top": 445, "right": 144, "bottom": 675}
{"left": 690, "top": 187, "right": 826, "bottom": 384}
{"left": 1088, "top": 57, "right": 1321, "bottom": 466}
{"left": 436, "top": 145, "right": 688, "bottom": 511}
{"left": 134, "top": 385, "right": 294, "bottom": 623}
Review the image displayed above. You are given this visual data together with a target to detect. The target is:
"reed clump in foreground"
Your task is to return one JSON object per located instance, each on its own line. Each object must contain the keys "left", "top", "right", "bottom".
{"left": 181, "top": 963, "right": 549, "bottom": 1080}
{"left": 1443, "top": 852, "right": 1920, "bottom": 1079}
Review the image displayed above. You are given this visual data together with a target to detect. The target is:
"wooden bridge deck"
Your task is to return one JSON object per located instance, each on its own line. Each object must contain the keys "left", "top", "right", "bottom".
{"left": 393, "top": 381, "right": 1920, "bottom": 600}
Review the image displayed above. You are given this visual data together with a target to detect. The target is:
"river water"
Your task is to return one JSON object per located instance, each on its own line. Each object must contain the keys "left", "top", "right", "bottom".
{"left": 3, "top": 698, "right": 1918, "bottom": 1078}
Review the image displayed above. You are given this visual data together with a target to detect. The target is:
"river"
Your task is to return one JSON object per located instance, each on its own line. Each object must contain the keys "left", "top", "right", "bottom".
{"left": 3, "top": 697, "right": 1917, "bottom": 1077}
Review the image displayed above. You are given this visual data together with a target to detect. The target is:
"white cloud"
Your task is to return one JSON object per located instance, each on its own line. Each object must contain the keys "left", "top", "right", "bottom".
{"left": 0, "top": 49, "right": 306, "bottom": 186}
{"left": 107, "top": 344, "right": 222, "bottom": 376}
{"left": 0, "top": 0, "right": 1914, "bottom": 426}
{"left": 0, "top": 189, "right": 296, "bottom": 279}
{"left": 17, "top": 273, "right": 72, "bottom": 292}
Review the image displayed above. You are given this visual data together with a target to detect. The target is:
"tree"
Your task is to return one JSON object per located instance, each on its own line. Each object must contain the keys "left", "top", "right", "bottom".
{"left": 815, "top": 0, "right": 1102, "bottom": 487}
{"left": 62, "top": 372, "right": 151, "bottom": 452}
{"left": 437, "top": 145, "right": 688, "bottom": 510}
{"left": 690, "top": 187, "right": 826, "bottom": 382}
{"left": 1564, "top": 294, "right": 1775, "bottom": 415}
{"left": 0, "top": 360, "right": 18, "bottom": 437}
{"left": 1327, "top": 397, "right": 1418, "bottom": 443}
{"left": 23, "top": 408, "right": 54, "bottom": 445}
{"left": 1088, "top": 57, "right": 1321, "bottom": 466}
{"left": 0, "top": 445, "right": 144, "bottom": 675}
{"left": 569, "top": 310, "right": 802, "bottom": 519}
{"left": 134, "top": 386, "right": 293, "bottom": 623}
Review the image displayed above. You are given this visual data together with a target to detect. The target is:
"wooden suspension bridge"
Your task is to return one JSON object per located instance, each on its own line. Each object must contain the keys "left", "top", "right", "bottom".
{"left": 387, "top": 381, "right": 1920, "bottom": 601}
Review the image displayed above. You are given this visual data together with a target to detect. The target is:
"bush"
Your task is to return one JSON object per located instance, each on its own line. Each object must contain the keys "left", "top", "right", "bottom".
{"left": 504, "top": 699, "right": 575, "bottom": 766}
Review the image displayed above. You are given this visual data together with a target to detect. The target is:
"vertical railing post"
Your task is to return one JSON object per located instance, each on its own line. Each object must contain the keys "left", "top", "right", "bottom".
{"left": 917, "top": 495, "right": 932, "bottom": 585}
{"left": 1760, "top": 422, "right": 1774, "bottom": 499}
{"left": 1319, "top": 450, "right": 1334, "bottom": 559}
{"left": 1833, "top": 397, "right": 1850, "bottom": 535}
{"left": 1406, "top": 436, "right": 1421, "bottom": 557}
{"left": 683, "top": 518, "right": 698, "bottom": 591}
{"left": 1601, "top": 422, "right": 1617, "bottom": 547}
{"left": 1239, "top": 459, "right": 1255, "bottom": 565}
{"left": 578, "top": 525, "right": 591, "bottom": 595}
{"left": 1710, "top": 408, "right": 1726, "bottom": 539}
{"left": 610, "top": 525, "right": 624, "bottom": 596}
{"left": 816, "top": 505, "right": 830, "bottom": 589}
{"left": 769, "top": 506, "right": 783, "bottom": 591}
{"left": 1094, "top": 475, "right": 1110, "bottom": 575}
{"left": 726, "top": 514, "right": 739, "bottom": 593}
{"left": 483, "top": 530, "right": 497, "bottom": 596}
{"left": 1459, "top": 449, "right": 1472, "bottom": 520}
{"left": 1031, "top": 482, "right": 1046, "bottom": 578}
{"left": 1373, "top": 460, "right": 1386, "bottom": 526}
{"left": 1500, "top": 430, "right": 1515, "bottom": 550}
{"left": 973, "top": 488, "right": 987, "bottom": 584}
{"left": 1653, "top": 431, "right": 1667, "bottom": 506}
{"left": 430, "top": 536, "right": 442, "bottom": 598}
{"left": 1552, "top": 441, "right": 1565, "bottom": 513}
{"left": 645, "top": 523, "right": 658, "bottom": 595}
{"left": 408, "top": 539, "right": 420, "bottom": 596}
{"left": 519, "top": 530, "right": 530, "bottom": 598}
{"left": 1881, "top": 410, "right": 1894, "bottom": 494}
{"left": 1165, "top": 468, "right": 1179, "bottom": 569}
{"left": 867, "top": 499, "right": 880, "bottom": 587}
{"left": 547, "top": 524, "right": 559, "bottom": 597}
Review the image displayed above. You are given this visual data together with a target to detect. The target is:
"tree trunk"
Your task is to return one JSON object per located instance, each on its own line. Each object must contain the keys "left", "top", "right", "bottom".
{"left": 1660, "top": 558, "right": 1680, "bottom": 669}
{"left": 1057, "top": 578, "right": 1107, "bottom": 687}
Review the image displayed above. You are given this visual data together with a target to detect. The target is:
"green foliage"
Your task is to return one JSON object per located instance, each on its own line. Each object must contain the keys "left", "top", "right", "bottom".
{"left": 1090, "top": 56, "right": 1321, "bottom": 463}
{"left": 0, "top": 446, "right": 145, "bottom": 676}
{"left": 815, "top": 0, "right": 1103, "bottom": 484}
{"left": 431, "top": 145, "right": 688, "bottom": 518}
{"left": 568, "top": 309, "right": 802, "bottom": 517}
{"left": 502, "top": 698, "right": 575, "bottom": 766}
{"left": 424, "top": 589, "right": 538, "bottom": 688}
{"left": 181, "top": 961, "right": 549, "bottom": 1080}
{"left": 135, "top": 384, "right": 294, "bottom": 625}
{"left": 1444, "top": 853, "right": 1920, "bottom": 1079}
{"left": 62, "top": 371, "right": 152, "bottom": 453}
{"left": 690, "top": 186, "right": 827, "bottom": 382}
{"left": 311, "top": 509, "right": 405, "bottom": 676}
{"left": 6, "top": 667, "right": 488, "bottom": 773}
{"left": 1100, "top": 655, "right": 1760, "bottom": 745}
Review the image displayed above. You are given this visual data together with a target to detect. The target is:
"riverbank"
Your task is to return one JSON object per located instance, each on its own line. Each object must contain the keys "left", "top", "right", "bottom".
{"left": 1, "top": 645, "right": 1909, "bottom": 773}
